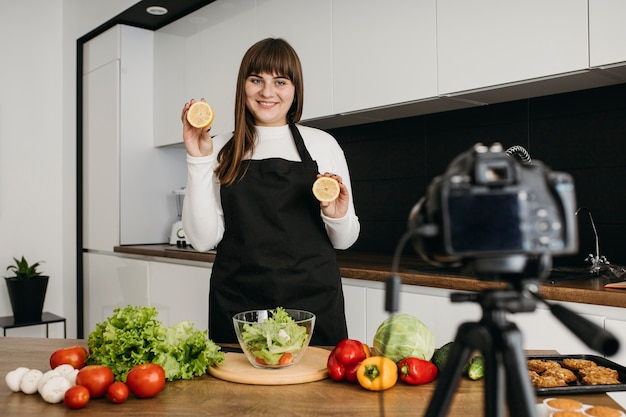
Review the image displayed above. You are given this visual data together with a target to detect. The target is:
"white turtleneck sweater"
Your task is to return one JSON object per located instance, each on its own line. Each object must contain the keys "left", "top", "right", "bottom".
{"left": 182, "top": 124, "right": 360, "bottom": 252}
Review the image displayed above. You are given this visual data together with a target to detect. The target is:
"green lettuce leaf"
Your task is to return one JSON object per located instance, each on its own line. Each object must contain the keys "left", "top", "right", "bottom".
{"left": 87, "top": 305, "right": 224, "bottom": 381}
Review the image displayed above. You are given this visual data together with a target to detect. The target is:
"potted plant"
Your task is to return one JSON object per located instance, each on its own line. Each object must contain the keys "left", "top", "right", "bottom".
{"left": 4, "top": 256, "right": 49, "bottom": 324}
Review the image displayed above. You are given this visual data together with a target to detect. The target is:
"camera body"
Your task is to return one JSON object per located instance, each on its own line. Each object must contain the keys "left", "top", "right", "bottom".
{"left": 411, "top": 143, "right": 578, "bottom": 271}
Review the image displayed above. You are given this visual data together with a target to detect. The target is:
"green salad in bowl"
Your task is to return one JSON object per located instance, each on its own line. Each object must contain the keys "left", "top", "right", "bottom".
{"left": 233, "top": 307, "right": 315, "bottom": 369}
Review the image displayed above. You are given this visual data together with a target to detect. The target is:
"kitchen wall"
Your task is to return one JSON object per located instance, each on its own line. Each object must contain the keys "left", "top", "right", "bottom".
{"left": 330, "top": 83, "right": 626, "bottom": 268}
{"left": 0, "top": 0, "right": 137, "bottom": 338}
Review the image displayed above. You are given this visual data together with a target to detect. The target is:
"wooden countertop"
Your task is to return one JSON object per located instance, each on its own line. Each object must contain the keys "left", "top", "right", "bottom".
{"left": 114, "top": 245, "right": 626, "bottom": 309}
{"left": 1, "top": 337, "right": 624, "bottom": 416}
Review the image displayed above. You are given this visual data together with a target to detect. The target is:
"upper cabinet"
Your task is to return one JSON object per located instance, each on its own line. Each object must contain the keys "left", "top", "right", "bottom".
{"left": 437, "top": 0, "right": 589, "bottom": 95}
{"left": 257, "top": 0, "right": 333, "bottom": 121}
{"left": 154, "top": 0, "right": 256, "bottom": 145}
{"left": 589, "top": 0, "right": 626, "bottom": 73}
{"left": 83, "top": 25, "right": 188, "bottom": 249}
{"left": 332, "top": 0, "right": 437, "bottom": 115}
{"left": 151, "top": 0, "right": 626, "bottom": 143}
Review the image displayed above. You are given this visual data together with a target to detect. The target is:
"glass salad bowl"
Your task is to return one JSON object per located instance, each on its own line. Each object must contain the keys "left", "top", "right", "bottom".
{"left": 233, "top": 308, "right": 315, "bottom": 369}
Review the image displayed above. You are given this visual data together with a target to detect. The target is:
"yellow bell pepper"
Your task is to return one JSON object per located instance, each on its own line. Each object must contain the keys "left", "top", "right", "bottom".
{"left": 356, "top": 356, "right": 398, "bottom": 391}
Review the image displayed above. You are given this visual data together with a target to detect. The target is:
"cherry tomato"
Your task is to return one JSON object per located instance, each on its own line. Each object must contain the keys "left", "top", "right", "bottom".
{"left": 76, "top": 365, "right": 114, "bottom": 398}
{"left": 64, "top": 385, "right": 90, "bottom": 409}
{"left": 50, "top": 346, "right": 88, "bottom": 369}
{"left": 126, "top": 363, "right": 166, "bottom": 399}
{"left": 107, "top": 381, "right": 129, "bottom": 404}
{"left": 279, "top": 353, "right": 293, "bottom": 366}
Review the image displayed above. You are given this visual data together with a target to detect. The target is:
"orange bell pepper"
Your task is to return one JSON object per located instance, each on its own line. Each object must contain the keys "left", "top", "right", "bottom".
{"left": 356, "top": 356, "right": 398, "bottom": 391}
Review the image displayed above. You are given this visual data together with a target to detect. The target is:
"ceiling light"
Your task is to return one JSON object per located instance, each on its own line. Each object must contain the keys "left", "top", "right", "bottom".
{"left": 146, "top": 6, "right": 168, "bottom": 16}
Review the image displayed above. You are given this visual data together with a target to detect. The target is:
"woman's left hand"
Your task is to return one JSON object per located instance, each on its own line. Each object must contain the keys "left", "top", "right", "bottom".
{"left": 318, "top": 173, "right": 350, "bottom": 219}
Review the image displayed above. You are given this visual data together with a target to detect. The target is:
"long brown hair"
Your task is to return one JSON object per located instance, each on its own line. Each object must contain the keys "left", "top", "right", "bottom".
{"left": 216, "top": 38, "right": 304, "bottom": 185}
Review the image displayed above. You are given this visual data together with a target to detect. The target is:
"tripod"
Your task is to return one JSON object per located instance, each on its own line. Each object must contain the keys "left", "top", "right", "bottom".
{"left": 424, "top": 285, "right": 538, "bottom": 417}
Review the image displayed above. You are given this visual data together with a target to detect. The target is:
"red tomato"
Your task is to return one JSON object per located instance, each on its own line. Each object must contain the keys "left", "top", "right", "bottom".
{"left": 126, "top": 363, "right": 166, "bottom": 399}
{"left": 64, "top": 385, "right": 90, "bottom": 409}
{"left": 50, "top": 345, "right": 88, "bottom": 369}
{"left": 279, "top": 353, "right": 293, "bottom": 366}
{"left": 107, "top": 381, "right": 129, "bottom": 404}
{"left": 76, "top": 365, "right": 115, "bottom": 398}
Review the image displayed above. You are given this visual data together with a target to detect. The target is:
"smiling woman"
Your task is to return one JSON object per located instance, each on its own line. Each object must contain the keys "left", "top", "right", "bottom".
{"left": 180, "top": 38, "right": 360, "bottom": 347}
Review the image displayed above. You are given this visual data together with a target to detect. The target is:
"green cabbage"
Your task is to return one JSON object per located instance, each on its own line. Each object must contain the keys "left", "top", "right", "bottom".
{"left": 373, "top": 313, "right": 435, "bottom": 363}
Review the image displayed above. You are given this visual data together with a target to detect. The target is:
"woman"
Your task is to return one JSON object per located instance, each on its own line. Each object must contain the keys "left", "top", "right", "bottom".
{"left": 181, "top": 38, "right": 360, "bottom": 345}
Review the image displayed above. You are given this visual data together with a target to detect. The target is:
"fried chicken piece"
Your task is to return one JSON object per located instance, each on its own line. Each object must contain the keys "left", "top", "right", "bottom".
{"left": 528, "top": 359, "right": 561, "bottom": 373}
{"left": 542, "top": 367, "right": 577, "bottom": 384}
{"left": 533, "top": 375, "right": 568, "bottom": 388}
{"left": 561, "top": 358, "right": 597, "bottom": 371}
{"left": 578, "top": 365, "right": 619, "bottom": 379}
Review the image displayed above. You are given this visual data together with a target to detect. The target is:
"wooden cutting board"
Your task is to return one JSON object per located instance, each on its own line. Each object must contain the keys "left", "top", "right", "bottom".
{"left": 208, "top": 346, "right": 329, "bottom": 385}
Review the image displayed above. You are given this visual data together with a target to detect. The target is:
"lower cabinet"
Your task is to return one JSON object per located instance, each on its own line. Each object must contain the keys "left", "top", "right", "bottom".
{"left": 342, "top": 278, "right": 481, "bottom": 347}
{"left": 84, "top": 253, "right": 211, "bottom": 336}
{"left": 342, "top": 278, "right": 626, "bottom": 366}
{"left": 604, "top": 315, "right": 626, "bottom": 367}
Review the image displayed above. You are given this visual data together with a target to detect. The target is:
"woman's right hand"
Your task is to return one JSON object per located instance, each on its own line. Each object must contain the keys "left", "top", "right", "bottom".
{"left": 181, "top": 98, "right": 214, "bottom": 157}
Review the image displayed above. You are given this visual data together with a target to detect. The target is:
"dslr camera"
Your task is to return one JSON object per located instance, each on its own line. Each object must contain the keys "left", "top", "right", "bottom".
{"left": 409, "top": 143, "right": 578, "bottom": 277}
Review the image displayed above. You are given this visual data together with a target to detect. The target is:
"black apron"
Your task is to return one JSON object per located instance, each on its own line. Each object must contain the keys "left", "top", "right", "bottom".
{"left": 208, "top": 123, "right": 348, "bottom": 346}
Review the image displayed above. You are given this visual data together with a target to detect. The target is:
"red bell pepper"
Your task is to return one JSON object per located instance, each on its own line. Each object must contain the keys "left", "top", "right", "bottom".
{"left": 327, "top": 338, "right": 371, "bottom": 383}
{"left": 398, "top": 357, "right": 438, "bottom": 385}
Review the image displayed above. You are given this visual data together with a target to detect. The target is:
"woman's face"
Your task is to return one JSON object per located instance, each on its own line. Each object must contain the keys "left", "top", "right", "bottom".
{"left": 245, "top": 72, "right": 295, "bottom": 126}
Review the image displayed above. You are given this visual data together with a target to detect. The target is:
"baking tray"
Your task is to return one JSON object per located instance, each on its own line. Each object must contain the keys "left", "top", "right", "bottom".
{"left": 527, "top": 354, "right": 626, "bottom": 395}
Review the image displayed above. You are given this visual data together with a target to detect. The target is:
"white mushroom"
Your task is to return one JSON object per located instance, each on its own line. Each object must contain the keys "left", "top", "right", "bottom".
{"left": 5, "top": 367, "right": 30, "bottom": 392}
{"left": 65, "top": 368, "right": 79, "bottom": 386}
{"left": 53, "top": 364, "right": 75, "bottom": 378}
{"left": 38, "top": 369, "right": 61, "bottom": 394}
{"left": 40, "top": 375, "right": 71, "bottom": 404}
{"left": 20, "top": 369, "right": 43, "bottom": 394}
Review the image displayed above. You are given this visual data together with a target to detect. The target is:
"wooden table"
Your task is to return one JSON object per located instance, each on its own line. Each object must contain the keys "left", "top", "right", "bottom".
{"left": 1, "top": 337, "right": 624, "bottom": 416}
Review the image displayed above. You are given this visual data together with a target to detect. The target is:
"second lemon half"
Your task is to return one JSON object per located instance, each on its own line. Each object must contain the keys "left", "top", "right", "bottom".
{"left": 312, "top": 177, "right": 340, "bottom": 202}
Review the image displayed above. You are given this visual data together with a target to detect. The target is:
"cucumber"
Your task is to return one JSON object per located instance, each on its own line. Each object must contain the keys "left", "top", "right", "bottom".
{"left": 466, "top": 355, "right": 485, "bottom": 380}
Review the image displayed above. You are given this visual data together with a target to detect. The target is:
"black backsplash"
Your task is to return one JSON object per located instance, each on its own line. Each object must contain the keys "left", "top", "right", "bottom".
{"left": 328, "top": 83, "right": 626, "bottom": 267}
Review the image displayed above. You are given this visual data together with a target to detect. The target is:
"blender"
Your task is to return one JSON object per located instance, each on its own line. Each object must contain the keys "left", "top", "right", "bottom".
{"left": 169, "top": 188, "right": 189, "bottom": 247}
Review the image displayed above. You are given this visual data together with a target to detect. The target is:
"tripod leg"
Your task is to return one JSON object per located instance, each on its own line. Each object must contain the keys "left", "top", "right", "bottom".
{"left": 424, "top": 322, "right": 481, "bottom": 417}
{"left": 484, "top": 348, "right": 506, "bottom": 417}
{"left": 501, "top": 322, "right": 538, "bottom": 417}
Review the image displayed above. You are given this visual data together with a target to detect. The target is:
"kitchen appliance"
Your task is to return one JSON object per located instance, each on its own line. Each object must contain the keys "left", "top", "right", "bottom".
{"left": 169, "top": 188, "right": 188, "bottom": 247}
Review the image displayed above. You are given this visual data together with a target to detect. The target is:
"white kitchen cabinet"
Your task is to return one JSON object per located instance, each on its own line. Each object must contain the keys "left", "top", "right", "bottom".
{"left": 365, "top": 285, "right": 481, "bottom": 347}
{"left": 589, "top": 0, "right": 626, "bottom": 71}
{"left": 510, "top": 303, "right": 604, "bottom": 356}
{"left": 257, "top": 0, "right": 333, "bottom": 121}
{"left": 342, "top": 279, "right": 368, "bottom": 341}
{"left": 437, "top": 0, "right": 589, "bottom": 95}
{"left": 83, "top": 25, "right": 188, "bottom": 248}
{"left": 332, "top": 0, "right": 438, "bottom": 115}
{"left": 154, "top": 0, "right": 256, "bottom": 143}
{"left": 343, "top": 278, "right": 480, "bottom": 347}
{"left": 149, "top": 261, "right": 211, "bottom": 331}
{"left": 84, "top": 252, "right": 212, "bottom": 336}
{"left": 605, "top": 318, "right": 626, "bottom": 367}
{"left": 83, "top": 252, "right": 150, "bottom": 335}
{"left": 153, "top": 31, "right": 187, "bottom": 147}
{"left": 83, "top": 56, "right": 120, "bottom": 251}
{"left": 343, "top": 277, "right": 626, "bottom": 362}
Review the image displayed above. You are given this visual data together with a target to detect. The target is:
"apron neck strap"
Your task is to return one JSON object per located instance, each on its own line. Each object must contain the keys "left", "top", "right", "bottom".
{"left": 288, "top": 123, "right": 314, "bottom": 164}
